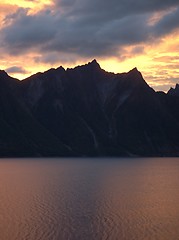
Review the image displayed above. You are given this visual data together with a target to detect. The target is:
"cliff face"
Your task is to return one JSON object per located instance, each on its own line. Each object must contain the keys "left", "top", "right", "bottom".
{"left": 1, "top": 60, "right": 179, "bottom": 157}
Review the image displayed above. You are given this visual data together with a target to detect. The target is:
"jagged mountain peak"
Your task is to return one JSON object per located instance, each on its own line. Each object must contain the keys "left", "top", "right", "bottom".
{"left": 0, "top": 69, "right": 19, "bottom": 86}
{"left": 91, "top": 59, "right": 98, "bottom": 64}
{"left": 67, "top": 59, "right": 101, "bottom": 72}
{"left": 45, "top": 66, "right": 66, "bottom": 74}
{"left": 0, "top": 70, "right": 9, "bottom": 77}
{"left": 130, "top": 67, "right": 138, "bottom": 72}
{"left": 128, "top": 67, "right": 141, "bottom": 75}
{"left": 125, "top": 66, "right": 149, "bottom": 87}
{"left": 56, "top": 66, "right": 65, "bottom": 72}
{"left": 168, "top": 83, "right": 179, "bottom": 96}
{"left": 175, "top": 83, "right": 179, "bottom": 89}
{"left": 87, "top": 59, "right": 101, "bottom": 69}
{"left": 88, "top": 59, "right": 99, "bottom": 65}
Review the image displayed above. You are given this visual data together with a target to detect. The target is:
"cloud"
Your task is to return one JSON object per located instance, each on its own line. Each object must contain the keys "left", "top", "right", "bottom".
{"left": 152, "top": 7, "right": 179, "bottom": 37}
{"left": 0, "top": 0, "right": 179, "bottom": 62}
{"left": 5, "top": 66, "right": 29, "bottom": 74}
{"left": 130, "top": 46, "right": 145, "bottom": 55}
{"left": 153, "top": 56, "right": 179, "bottom": 61}
{"left": 0, "top": 3, "right": 18, "bottom": 27}
{"left": 56, "top": 0, "right": 179, "bottom": 20}
{"left": 1, "top": 8, "right": 57, "bottom": 55}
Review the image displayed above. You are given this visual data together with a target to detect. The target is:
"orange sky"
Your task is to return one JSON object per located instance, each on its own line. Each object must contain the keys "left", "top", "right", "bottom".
{"left": 0, "top": 0, "right": 179, "bottom": 92}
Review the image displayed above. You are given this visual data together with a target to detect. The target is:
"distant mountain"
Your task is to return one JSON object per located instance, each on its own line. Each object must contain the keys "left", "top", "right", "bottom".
{"left": 168, "top": 84, "right": 179, "bottom": 97}
{"left": 0, "top": 60, "right": 179, "bottom": 157}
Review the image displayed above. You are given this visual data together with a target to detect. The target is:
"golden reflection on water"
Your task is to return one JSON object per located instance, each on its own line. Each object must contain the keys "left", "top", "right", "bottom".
{"left": 0, "top": 158, "right": 178, "bottom": 240}
{"left": 100, "top": 158, "right": 179, "bottom": 240}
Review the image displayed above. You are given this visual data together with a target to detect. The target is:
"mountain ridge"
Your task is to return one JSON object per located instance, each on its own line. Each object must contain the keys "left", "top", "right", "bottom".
{"left": 0, "top": 60, "right": 179, "bottom": 157}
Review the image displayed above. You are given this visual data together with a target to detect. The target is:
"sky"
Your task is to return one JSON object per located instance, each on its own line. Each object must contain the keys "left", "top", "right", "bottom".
{"left": 0, "top": 0, "right": 179, "bottom": 91}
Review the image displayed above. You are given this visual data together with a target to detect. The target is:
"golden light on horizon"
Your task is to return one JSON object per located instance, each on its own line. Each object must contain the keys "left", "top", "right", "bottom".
{"left": 3, "top": 32, "right": 179, "bottom": 92}
{"left": 1, "top": 0, "right": 52, "bottom": 9}
{"left": 100, "top": 32, "right": 179, "bottom": 92}
{"left": 3, "top": 30, "right": 179, "bottom": 92}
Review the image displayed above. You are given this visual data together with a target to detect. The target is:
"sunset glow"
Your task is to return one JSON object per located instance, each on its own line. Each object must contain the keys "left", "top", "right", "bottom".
{"left": 0, "top": 0, "right": 179, "bottom": 92}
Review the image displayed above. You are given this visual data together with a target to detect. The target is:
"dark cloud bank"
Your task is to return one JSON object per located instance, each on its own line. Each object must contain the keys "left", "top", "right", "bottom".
{"left": 5, "top": 66, "right": 28, "bottom": 74}
{"left": 1, "top": 0, "right": 179, "bottom": 63}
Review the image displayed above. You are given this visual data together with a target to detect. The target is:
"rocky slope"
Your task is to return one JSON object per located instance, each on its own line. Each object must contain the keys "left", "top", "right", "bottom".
{"left": 0, "top": 60, "right": 179, "bottom": 157}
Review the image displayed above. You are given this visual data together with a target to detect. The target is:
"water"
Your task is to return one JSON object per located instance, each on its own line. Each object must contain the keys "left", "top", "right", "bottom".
{"left": 0, "top": 158, "right": 179, "bottom": 240}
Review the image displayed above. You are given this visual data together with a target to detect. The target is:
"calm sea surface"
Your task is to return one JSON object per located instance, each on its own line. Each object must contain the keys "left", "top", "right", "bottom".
{"left": 0, "top": 158, "right": 179, "bottom": 240}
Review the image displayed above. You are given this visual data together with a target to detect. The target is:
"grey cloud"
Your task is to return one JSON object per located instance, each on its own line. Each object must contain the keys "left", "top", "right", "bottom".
{"left": 0, "top": 0, "right": 179, "bottom": 62}
{"left": 2, "top": 8, "right": 58, "bottom": 55}
{"left": 34, "top": 54, "right": 60, "bottom": 64}
{"left": 57, "top": 0, "right": 179, "bottom": 17}
{"left": 130, "top": 46, "right": 145, "bottom": 55}
{"left": 56, "top": 0, "right": 179, "bottom": 26}
{"left": 5, "top": 66, "right": 29, "bottom": 74}
{"left": 4, "top": 8, "right": 29, "bottom": 22}
{"left": 153, "top": 7, "right": 179, "bottom": 36}
{"left": 34, "top": 52, "right": 81, "bottom": 64}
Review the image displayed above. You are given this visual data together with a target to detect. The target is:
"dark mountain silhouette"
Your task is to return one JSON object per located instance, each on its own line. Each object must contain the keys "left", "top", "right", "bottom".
{"left": 0, "top": 60, "right": 179, "bottom": 157}
{"left": 168, "top": 84, "right": 179, "bottom": 97}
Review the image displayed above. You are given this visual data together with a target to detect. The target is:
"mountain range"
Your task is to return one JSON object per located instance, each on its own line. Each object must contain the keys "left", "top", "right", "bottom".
{"left": 0, "top": 59, "right": 179, "bottom": 157}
